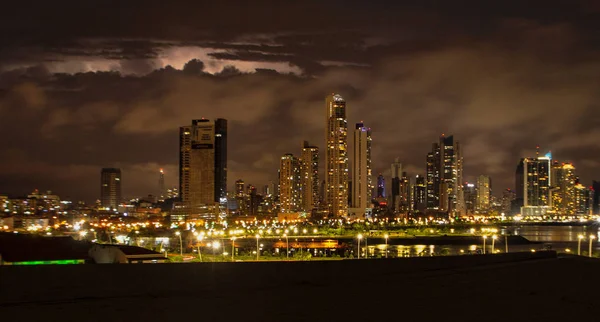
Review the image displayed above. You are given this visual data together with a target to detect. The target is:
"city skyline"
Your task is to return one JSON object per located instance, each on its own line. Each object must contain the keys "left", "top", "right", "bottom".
{"left": 0, "top": 1, "right": 599, "bottom": 202}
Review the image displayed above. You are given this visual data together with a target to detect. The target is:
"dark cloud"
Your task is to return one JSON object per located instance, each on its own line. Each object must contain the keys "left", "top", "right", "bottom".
{"left": 0, "top": 1, "right": 598, "bottom": 201}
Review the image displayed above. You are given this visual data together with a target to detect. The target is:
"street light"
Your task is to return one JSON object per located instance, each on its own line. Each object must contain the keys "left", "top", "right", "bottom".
{"left": 384, "top": 234, "right": 389, "bottom": 258}
{"left": 255, "top": 234, "right": 260, "bottom": 261}
{"left": 491, "top": 235, "right": 497, "bottom": 254}
{"left": 357, "top": 234, "right": 363, "bottom": 259}
{"left": 175, "top": 231, "right": 183, "bottom": 256}
{"left": 231, "top": 237, "right": 236, "bottom": 261}
{"left": 578, "top": 234, "right": 584, "bottom": 255}
{"left": 589, "top": 235, "right": 596, "bottom": 257}
{"left": 482, "top": 235, "right": 488, "bottom": 254}
{"left": 196, "top": 235, "right": 203, "bottom": 261}
{"left": 283, "top": 233, "right": 289, "bottom": 259}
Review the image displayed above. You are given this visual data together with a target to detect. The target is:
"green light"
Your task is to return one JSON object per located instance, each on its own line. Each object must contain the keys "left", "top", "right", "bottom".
{"left": 13, "top": 260, "right": 84, "bottom": 265}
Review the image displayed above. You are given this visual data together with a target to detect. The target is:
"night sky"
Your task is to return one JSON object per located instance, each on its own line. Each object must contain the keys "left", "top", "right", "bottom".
{"left": 0, "top": 0, "right": 599, "bottom": 202}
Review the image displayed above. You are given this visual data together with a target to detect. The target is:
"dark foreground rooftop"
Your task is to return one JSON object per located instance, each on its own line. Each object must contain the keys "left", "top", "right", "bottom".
{"left": 0, "top": 252, "right": 598, "bottom": 321}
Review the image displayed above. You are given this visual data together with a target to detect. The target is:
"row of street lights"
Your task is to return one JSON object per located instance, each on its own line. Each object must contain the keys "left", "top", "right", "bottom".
{"left": 577, "top": 234, "right": 596, "bottom": 257}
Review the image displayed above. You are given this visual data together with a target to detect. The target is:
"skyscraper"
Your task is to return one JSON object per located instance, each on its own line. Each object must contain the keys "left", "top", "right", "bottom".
{"left": 426, "top": 135, "right": 464, "bottom": 215}
{"left": 476, "top": 175, "right": 491, "bottom": 213}
{"left": 279, "top": 154, "right": 302, "bottom": 213}
{"left": 426, "top": 144, "right": 440, "bottom": 210}
{"left": 551, "top": 162, "right": 576, "bottom": 215}
{"left": 325, "top": 93, "right": 349, "bottom": 217}
{"left": 179, "top": 118, "right": 227, "bottom": 209}
{"left": 463, "top": 183, "right": 476, "bottom": 214}
{"left": 521, "top": 152, "right": 551, "bottom": 216}
{"left": 300, "top": 141, "right": 319, "bottom": 212}
{"left": 501, "top": 189, "right": 516, "bottom": 214}
{"left": 413, "top": 175, "right": 426, "bottom": 213}
{"left": 235, "top": 179, "right": 246, "bottom": 216}
{"left": 377, "top": 174, "right": 385, "bottom": 198}
{"left": 159, "top": 168, "right": 165, "bottom": 199}
{"left": 390, "top": 158, "right": 402, "bottom": 211}
{"left": 399, "top": 172, "right": 411, "bottom": 212}
{"left": 352, "top": 122, "right": 372, "bottom": 215}
{"left": 101, "top": 168, "right": 121, "bottom": 209}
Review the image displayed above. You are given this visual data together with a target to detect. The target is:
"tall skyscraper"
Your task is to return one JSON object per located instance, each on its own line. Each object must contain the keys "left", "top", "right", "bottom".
{"left": 101, "top": 168, "right": 121, "bottom": 209}
{"left": 279, "top": 154, "right": 302, "bottom": 213}
{"left": 476, "top": 175, "right": 491, "bottom": 213}
{"left": 426, "top": 144, "right": 440, "bottom": 210}
{"left": 179, "top": 119, "right": 227, "bottom": 209}
{"left": 413, "top": 175, "right": 426, "bottom": 213}
{"left": 235, "top": 179, "right": 246, "bottom": 216}
{"left": 377, "top": 174, "right": 385, "bottom": 198}
{"left": 300, "top": 141, "right": 319, "bottom": 212}
{"left": 391, "top": 158, "right": 402, "bottom": 211}
{"left": 521, "top": 152, "right": 551, "bottom": 216}
{"left": 398, "top": 172, "right": 411, "bottom": 212}
{"left": 352, "top": 122, "right": 372, "bottom": 214}
{"left": 426, "top": 135, "right": 464, "bottom": 215}
{"left": 551, "top": 162, "right": 576, "bottom": 215}
{"left": 159, "top": 168, "right": 165, "bottom": 199}
{"left": 325, "top": 93, "right": 349, "bottom": 217}
{"left": 463, "top": 183, "right": 476, "bottom": 214}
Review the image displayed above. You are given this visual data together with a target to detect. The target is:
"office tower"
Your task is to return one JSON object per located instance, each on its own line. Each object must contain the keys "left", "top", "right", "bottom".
{"left": 377, "top": 174, "right": 385, "bottom": 198}
{"left": 476, "top": 175, "right": 491, "bottom": 213}
{"left": 413, "top": 175, "right": 426, "bottom": 213}
{"left": 268, "top": 181, "right": 276, "bottom": 197}
{"left": 100, "top": 168, "right": 121, "bottom": 209}
{"left": 325, "top": 93, "right": 349, "bottom": 217}
{"left": 463, "top": 183, "right": 476, "bottom": 214}
{"left": 352, "top": 122, "right": 372, "bottom": 213}
{"left": 279, "top": 154, "right": 302, "bottom": 213}
{"left": 521, "top": 152, "right": 551, "bottom": 216}
{"left": 301, "top": 141, "right": 319, "bottom": 212}
{"left": 399, "top": 172, "right": 411, "bottom": 212}
{"left": 247, "top": 185, "right": 259, "bottom": 217}
{"left": 179, "top": 119, "right": 227, "bottom": 209}
{"left": 235, "top": 179, "right": 246, "bottom": 216}
{"left": 551, "top": 162, "right": 576, "bottom": 215}
{"left": 593, "top": 181, "right": 600, "bottom": 215}
{"left": 513, "top": 159, "right": 525, "bottom": 214}
{"left": 159, "top": 169, "right": 165, "bottom": 199}
{"left": 501, "top": 189, "right": 516, "bottom": 214}
{"left": 391, "top": 158, "right": 402, "bottom": 211}
{"left": 426, "top": 144, "right": 440, "bottom": 210}
{"left": 426, "top": 135, "right": 464, "bottom": 215}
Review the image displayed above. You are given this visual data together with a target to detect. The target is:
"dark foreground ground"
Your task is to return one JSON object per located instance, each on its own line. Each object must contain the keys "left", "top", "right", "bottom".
{"left": 1, "top": 252, "right": 599, "bottom": 322}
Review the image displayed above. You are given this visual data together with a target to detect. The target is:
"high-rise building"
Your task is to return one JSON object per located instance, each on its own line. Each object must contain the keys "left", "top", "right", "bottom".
{"left": 501, "top": 189, "right": 516, "bottom": 215}
{"left": 521, "top": 152, "right": 551, "bottom": 216}
{"left": 391, "top": 158, "right": 402, "bottom": 211}
{"left": 279, "top": 154, "right": 302, "bottom": 213}
{"left": 159, "top": 168, "right": 165, "bottom": 199}
{"left": 352, "top": 122, "right": 372, "bottom": 214}
{"left": 476, "top": 175, "right": 491, "bottom": 213}
{"left": 463, "top": 183, "right": 476, "bottom": 214}
{"left": 301, "top": 141, "right": 319, "bottom": 212}
{"left": 325, "top": 93, "right": 349, "bottom": 217}
{"left": 247, "top": 184, "right": 259, "bottom": 217}
{"left": 235, "top": 179, "right": 246, "bottom": 216}
{"left": 412, "top": 175, "right": 426, "bottom": 213}
{"left": 377, "top": 174, "right": 385, "bottom": 198}
{"left": 551, "top": 162, "right": 576, "bottom": 215}
{"left": 398, "top": 172, "right": 411, "bottom": 213}
{"left": 101, "top": 168, "right": 121, "bottom": 209}
{"left": 426, "top": 144, "right": 440, "bottom": 210}
{"left": 179, "top": 118, "right": 227, "bottom": 209}
{"left": 426, "top": 135, "right": 464, "bottom": 215}
{"left": 593, "top": 181, "right": 600, "bottom": 215}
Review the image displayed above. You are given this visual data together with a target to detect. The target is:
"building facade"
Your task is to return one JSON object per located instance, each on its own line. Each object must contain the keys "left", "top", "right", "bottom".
{"left": 521, "top": 153, "right": 551, "bottom": 216}
{"left": 325, "top": 93, "right": 349, "bottom": 217}
{"left": 300, "top": 141, "right": 319, "bottom": 213}
{"left": 351, "top": 122, "right": 372, "bottom": 214}
{"left": 426, "top": 135, "right": 464, "bottom": 215}
{"left": 101, "top": 168, "right": 121, "bottom": 209}
{"left": 413, "top": 175, "right": 426, "bottom": 213}
{"left": 391, "top": 158, "right": 402, "bottom": 211}
{"left": 476, "top": 175, "right": 491, "bottom": 214}
{"left": 279, "top": 154, "right": 302, "bottom": 213}
{"left": 179, "top": 119, "right": 227, "bottom": 210}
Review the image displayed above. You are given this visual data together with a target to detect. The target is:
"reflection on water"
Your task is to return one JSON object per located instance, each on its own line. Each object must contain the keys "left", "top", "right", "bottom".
{"left": 512, "top": 225, "right": 597, "bottom": 242}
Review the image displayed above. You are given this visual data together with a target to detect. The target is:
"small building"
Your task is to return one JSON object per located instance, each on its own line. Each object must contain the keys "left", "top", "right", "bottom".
{"left": 89, "top": 244, "right": 167, "bottom": 264}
